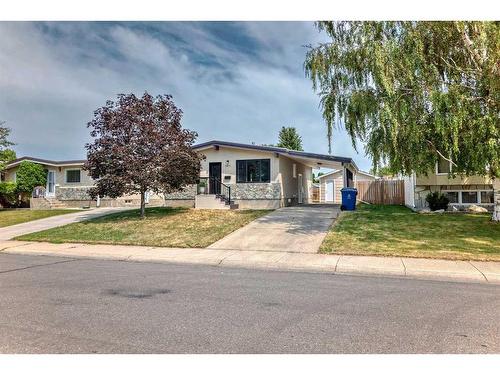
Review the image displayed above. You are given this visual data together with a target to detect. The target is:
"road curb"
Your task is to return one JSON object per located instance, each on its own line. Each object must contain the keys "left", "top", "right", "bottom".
{"left": 1, "top": 240, "right": 499, "bottom": 284}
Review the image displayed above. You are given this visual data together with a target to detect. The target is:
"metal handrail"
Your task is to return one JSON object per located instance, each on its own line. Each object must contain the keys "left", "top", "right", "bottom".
{"left": 198, "top": 176, "right": 231, "bottom": 205}
{"left": 212, "top": 176, "right": 231, "bottom": 205}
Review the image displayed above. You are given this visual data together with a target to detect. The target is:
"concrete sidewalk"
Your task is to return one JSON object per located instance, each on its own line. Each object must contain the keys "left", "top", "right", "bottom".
{"left": 0, "top": 208, "right": 128, "bottom": 240}
{"left": 1, "top": 240, "right": 499, "bottom": 284}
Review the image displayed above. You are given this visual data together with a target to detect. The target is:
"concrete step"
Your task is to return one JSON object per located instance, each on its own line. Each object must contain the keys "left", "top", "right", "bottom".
{"left": 195, "top": 195, "right": 230, "bottom": 210}
{"left": 44, "top": 198, "right": 68, "bottom": 209}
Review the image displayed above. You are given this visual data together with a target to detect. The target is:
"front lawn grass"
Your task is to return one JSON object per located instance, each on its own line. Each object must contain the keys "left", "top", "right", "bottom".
{"left": 320, "top": 204, "right": 500, "bottom": 261}
{"left": 0, "top": 209, "right": 76, "bottom": 228}
{"left": 16, "top": 207, "right": 272, "bottom": 248}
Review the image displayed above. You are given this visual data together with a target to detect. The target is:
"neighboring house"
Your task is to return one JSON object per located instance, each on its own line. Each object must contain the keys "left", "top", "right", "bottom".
{"left": 318, "top": 169, "right": 377, "bottom": 204}
{"left": 2, "top": 140, "right": 360, "bottom": 210}
{"left": 1, "top": 157, "right": 167, "bottom": 209}
{"left": 403, "top": 157, "right": 495, "bottom": 211}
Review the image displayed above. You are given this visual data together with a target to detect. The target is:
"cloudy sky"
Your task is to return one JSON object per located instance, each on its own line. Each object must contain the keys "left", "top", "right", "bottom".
{"left": 0, "top": 22, "right": 372, "bottom": 171}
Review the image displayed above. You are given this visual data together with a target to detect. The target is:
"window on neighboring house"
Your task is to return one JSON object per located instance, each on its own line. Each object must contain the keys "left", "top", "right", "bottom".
{"left": 236, "top": 159, "right": 270, "bottom": 183}
{"left": 12, "top": 172, "right": 16, "bottom": 182}
{"left": 443, "top": 191, "right": 459, "bottom": 204}
{"left": 437, "top": 157, "right": 451, "bottom": 174}
{"left": 461, "top": 191, "right": 478, "bottom": 204}
{"left": 66, "top": 169, "right": 81, "bottom": 183}
{"left": 480, "top": 191, "right": 494, "bottom": 204}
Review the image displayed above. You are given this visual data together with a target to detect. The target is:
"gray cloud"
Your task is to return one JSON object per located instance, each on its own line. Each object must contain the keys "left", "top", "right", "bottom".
{"left": 0, "top": 21, "right": 372, "bottom": 171}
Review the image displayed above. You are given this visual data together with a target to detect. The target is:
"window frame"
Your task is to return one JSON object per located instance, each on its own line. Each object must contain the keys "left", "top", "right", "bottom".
{"left": 65, "top": 169, "right": 82, "bottom": 184}
{"left": 480, "top": 191, "right": 495, "bottom": 204}
{"left": 435, "top": 158, "right": 452, "bottom": 175}
{"left": 443, "top": 191, "right": 459, "bottom": 204}
{"left": 460, "top": 191, "right": 479, "bottom": 204}
{"left": 442, "top": 190, "right": 495, "bottom": 205}
{"left": 235, "top": 159, "right": 271, "bottom": 183}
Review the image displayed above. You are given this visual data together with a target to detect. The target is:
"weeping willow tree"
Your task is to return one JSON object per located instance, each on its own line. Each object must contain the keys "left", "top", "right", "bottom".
{"left": 305, "top": 21, "right": 500, "bottom": 219}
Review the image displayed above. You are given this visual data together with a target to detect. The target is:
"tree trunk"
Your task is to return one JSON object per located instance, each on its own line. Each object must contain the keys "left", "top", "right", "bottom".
{"left": 140, "top": 190, "right": 146, "bottom": 219}
{"left": 493, "top": 179, "right": 500, "bottom": 222}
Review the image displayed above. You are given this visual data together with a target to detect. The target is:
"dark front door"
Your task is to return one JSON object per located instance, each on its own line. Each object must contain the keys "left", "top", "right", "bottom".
{"left": 209, "top": 162, "right": 222, "bottom": 195}
{"left": 346, "top": 168, "right": 354, "bottom": 187}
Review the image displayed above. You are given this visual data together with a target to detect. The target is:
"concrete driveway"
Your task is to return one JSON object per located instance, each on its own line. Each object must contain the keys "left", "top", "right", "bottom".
{"left": 209, "top": 204, "right": 340, "bottom": 253}
{"left": 0, "top": 207, "right": 128, "bottom": 240}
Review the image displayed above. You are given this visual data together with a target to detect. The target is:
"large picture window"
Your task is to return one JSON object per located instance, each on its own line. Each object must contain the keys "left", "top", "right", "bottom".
{"left": 66, "top": 169, "right": 81, "bottom": 183}
{"left": 236, "top": 159, "right": 270, "bottom": 183}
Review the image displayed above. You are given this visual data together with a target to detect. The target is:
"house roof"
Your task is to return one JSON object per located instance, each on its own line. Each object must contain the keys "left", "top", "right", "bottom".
{"left": 5, "top": 156, "right": 86, "bottom": 169}
{"left": 193, "top": 140, "right": 358, "bottom": 170}
{"left": 318, "top": 169, "right": 378, "bottom": 179}
{"left": 6, "top": 140, "right": 360, "bottom": 171}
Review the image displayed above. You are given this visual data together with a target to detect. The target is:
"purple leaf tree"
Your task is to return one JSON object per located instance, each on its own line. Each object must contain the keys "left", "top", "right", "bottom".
{"left": 85, "top": 92, "right": 202, "bottom": 218}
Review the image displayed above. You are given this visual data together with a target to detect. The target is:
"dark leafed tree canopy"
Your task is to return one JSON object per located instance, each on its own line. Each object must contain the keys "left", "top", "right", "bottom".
{"left": 305, "top": 21, "right": 499, "bottom": 178}
{"left": 276, "top": 126, "right": 304, "bottom": 151}
{"left": 85, "top": 92, "right": 202, "bottom": 217}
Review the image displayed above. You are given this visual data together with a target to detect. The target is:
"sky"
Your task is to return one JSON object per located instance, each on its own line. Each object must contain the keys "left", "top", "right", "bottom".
{"left": 0, "top": 22, "right": 372, "bottom": 171}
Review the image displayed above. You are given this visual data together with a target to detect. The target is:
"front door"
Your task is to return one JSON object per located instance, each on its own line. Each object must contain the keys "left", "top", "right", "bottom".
{"left": 298, "top": 173, "right": 303, "bottom": 204}
{"left": 46, "top": 170, "right": 55, "bottom": 197}
{"left": 325, "top": 180, "right": 334, "bottom": 202}
{"left": 209, "top": 162, "right": 222, "bottom": 195}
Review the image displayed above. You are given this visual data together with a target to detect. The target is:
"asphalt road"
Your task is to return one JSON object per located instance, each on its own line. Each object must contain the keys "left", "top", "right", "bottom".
{"left": 1, "top": 253, "right": 499, "bottom": 353}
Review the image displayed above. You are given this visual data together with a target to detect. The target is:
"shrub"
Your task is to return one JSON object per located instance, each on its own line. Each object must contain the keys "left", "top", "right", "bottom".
{"left": 425, "top": 191, "right": 450, "bottom": 211}
{"left": 15, "top": 161, "right": 47, "bottom": 194}
{"left": 0, "top": 181, "right": 18, "bottom": 207}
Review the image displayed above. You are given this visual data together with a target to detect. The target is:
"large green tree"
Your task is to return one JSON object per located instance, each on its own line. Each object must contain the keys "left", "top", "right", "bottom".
{"left": 305, "top": 21, "right": 499, "bottom": 220}
{"left": 276, "top": 126, "right": 304, "bottom": 151}
{"left": 0, "top": 121, "right": 16, "bottom": 171}
{"left": 15, "top": 161, "right": 47, "bottom": 194}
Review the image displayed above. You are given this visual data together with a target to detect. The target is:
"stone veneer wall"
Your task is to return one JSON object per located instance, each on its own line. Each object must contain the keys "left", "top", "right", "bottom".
{"left": 164, "top": 184, "right": 197, "bottom": 199}
{"left": 231, "top": 183, "right": 281, "bottom": 200}
{"left": 56, "top": 187, "right": 92, "bottom": 200}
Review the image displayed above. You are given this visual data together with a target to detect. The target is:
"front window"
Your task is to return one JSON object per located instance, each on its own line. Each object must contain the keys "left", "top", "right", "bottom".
{"left": 236, "top": 159, "right": 270, "bottom": 183}
{"left": 443, "top": 191, "right": 459, "bottom": 203}
{"left": 437, "top": 157, "right": 451, "bottom": 174}
{"left": 461, "top": 191, "right": 478, "bottom": 204}
{"left": 480, "top": 191, "right": 494, "bottom": 204}
{"left": 66, "top": 169, "right": 81, "bottom": 183}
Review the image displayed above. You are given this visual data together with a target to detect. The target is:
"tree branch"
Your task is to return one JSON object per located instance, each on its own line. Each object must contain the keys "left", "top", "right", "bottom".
{"left": 426, "top": 140, "right": 458, "bottom": 167}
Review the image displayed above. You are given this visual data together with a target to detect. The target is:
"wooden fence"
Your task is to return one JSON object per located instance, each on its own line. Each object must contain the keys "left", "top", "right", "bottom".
{"left": 355, "top": 180, "right": 405, "bottom": 205}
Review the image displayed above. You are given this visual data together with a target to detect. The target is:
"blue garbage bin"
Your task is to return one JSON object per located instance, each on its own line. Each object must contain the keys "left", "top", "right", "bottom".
{"left": 340, "top": 187, "right": 357, "bottom": 211}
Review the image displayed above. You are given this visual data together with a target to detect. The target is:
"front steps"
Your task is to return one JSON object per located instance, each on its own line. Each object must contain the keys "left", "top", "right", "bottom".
{"left": 45, "top": 198, "right": 69, "bottom": 209}
{"left": 195, "top": 194, "right": 238, "bottom": 210}
{"left": 30, "top": 197, "right": 68, "bottom": 210}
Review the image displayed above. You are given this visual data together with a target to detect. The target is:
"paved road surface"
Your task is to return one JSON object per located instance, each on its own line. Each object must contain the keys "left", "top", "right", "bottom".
{"left": 209, "top": 204, "right": 340, "bottom": 253}
{"left": 0, "top": 207, "right": 128, "bottom": 240}
{"left": 0, "top": 253, "right": 499, "bottom": 353}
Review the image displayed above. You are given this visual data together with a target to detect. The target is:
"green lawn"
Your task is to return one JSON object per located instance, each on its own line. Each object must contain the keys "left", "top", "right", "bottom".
{"left": 0, "top": 209, "right": 76, "bottom": 228}
{"left": 320, "top": 204, "right": 500, "bottom": 261}
{"left": 17, "top": 207, "right": 272, "bottom": 248}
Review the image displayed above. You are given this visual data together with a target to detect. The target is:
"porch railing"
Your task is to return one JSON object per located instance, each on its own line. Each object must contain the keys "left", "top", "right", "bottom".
{"left": 197, "top": 177, "right": 232, "bottom": 205}
{"left": 32, "top": 186, "right": 46, "bottom": 198}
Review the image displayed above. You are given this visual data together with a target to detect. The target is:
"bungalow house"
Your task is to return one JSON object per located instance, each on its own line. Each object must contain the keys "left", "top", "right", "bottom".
{"left": 1, "top": 157, "right": 167, "bottom": 209}
{"left": 317, "top": 169, "right": 377, "bottom": 204}
{"left": 2, "top": 140, "right": 360, "bottom": 210}
{"left": 403, "top": 157, "right": 496, "bottom": 211}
